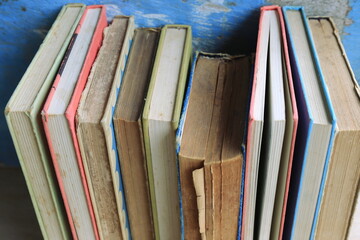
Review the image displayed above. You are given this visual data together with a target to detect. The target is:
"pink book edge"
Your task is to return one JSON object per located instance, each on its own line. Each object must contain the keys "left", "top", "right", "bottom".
{"left": 65, "top": 5, "right": 108, "bottom": 240}
{"left": 42, "top": 6, "right": 107, "bottom": 240}
{"left": 276, "top": 6, "right": 298, "bottom": 240}
{"left": 242, "top": 6, "right": 268, "bottom": 238}
{"left": 42, "top": 73, "right": 78, "bottom": 239}
{"left": 242, "top": 5, "right": 299, "bottom": 239}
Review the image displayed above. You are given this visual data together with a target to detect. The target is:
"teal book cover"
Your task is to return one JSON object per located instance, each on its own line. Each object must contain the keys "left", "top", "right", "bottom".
{"left": 282, "top": 6, "right": 336, "bottom": 240}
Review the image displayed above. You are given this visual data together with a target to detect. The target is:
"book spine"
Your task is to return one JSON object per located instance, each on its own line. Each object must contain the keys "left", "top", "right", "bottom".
{"left": 103, "top": 16, "right": 135, "bottom": 240}
{"left": 171, "top": 25, "right": 192, "bottom": 129}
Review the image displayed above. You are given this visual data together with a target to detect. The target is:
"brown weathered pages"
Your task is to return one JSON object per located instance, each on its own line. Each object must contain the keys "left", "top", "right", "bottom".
{"left": 179, "top": 53, "right": 251, "bottom": 240}
{"left": 113, "top": 28, "right": 160, "bottom": 240}
{"left": 76, "top": 16, "right": 133, "bottom": 240}
{"left": 309, "top": 17, "right": 360, "bottom": 240}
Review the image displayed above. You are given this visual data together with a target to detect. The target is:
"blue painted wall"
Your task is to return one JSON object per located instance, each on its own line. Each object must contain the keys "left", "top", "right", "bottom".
{"left": 343, "top": 0, "right": 360, "bottom": 80}
{"left": 0, "top": 0, "right": 358, "bottom": 165}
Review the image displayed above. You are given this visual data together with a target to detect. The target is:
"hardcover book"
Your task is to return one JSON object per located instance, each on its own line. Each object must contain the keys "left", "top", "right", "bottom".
{"left": 4, "top": 4, "right": 85, "bottom": 240}
{"left": 42, "top": 6, "right": 107, "bottom": 240}
{"left": 308, "top": 17, "right": 360, "bottom": 240}
{"left": 242, "top": 6, "right": 295, "bottom": 240}
{"left": 282, "top": 7, "right": 336, "bottom": 240}
{"left": 253, "top": 7, "right": 287, "bottom": 240}
{"left": 76, "top": 16, "right": 134, "bottom": 240}
{"left": 241, "top": 7, "right": 269, "bottom": 239}
{"left": 142, "top": 25, "right": 192, "bottom": 240}
{"left": 96, "top": 16, "right": 134, "bottom": 240}
{"left": 268, "top": 6, "right": 298, "bottom": 240}
{"left": 113, "top": 28, "right": 160, "bottom": 240}
{"left": 177, "top": 52, "right": 252, "bottom": 240}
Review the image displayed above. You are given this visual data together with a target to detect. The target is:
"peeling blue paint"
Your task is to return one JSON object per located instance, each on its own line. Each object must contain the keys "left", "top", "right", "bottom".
{"left": 343, "top": 0, "right": 360, "bottom": 82}
{"left": 102, "top": 0, "right": 263, "bottom": 53}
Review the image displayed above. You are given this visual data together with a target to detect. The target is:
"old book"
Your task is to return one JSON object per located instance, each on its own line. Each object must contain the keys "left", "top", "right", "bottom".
{"left": 142, "top": 25, "right": 192, "bottom": 240}
{"left": 242, "top": 6, "right": 296, "bottom": 240}
{"left": 76, "top": 16, "right": 134, "bottom": 240}
{"left": 177, "top": 52, "right": 251, "bottom": 240}
{"left": 90, "top": 16, "right": 134, "bottom": 240}
{"left": 308, "top": 17, "right": 360, "bottom": 240}
{"left": 113, "top": 28, "right": 160, "bottom": 240}
{"left": 282, "top": 7, "right": 336, "bottom": 240}
{"left": 42, "top": 6, "right": 107, "bottom": 240}
{"left": 4, "top": 4, "right": 85, "bottom": 240}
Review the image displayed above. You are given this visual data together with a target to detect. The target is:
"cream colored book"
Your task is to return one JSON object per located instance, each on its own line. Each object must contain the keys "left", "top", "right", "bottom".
{"left": 142, "top": 25, "right": 192, "bottom": 240}
{"left": 254, "top": 9, "right": 286, "bottom": 240}
{"left": 4, "top": 4, "right": 85, "bottom": 240}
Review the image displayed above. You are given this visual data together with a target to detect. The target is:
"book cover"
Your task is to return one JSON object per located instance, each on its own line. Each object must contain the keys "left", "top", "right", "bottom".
{"left": 4, "top": 4, "right": 85, "bottom": 240}
{"left": 242, "top": 7, "right": 270, "bottom": 240}
{"left": 101, "top": 16, "right": 134, "bottom": 240}
{"left": 142, "top": 25, "right": 192, "bottom": 240}
{"left": 261, "top": 6, "right": 299, "bottom": 240}
{"left": 282, "top": 6, "right": 336, "bottom": 240}
{"left": 42, "top": 5, "right": 107, "bottom": 240}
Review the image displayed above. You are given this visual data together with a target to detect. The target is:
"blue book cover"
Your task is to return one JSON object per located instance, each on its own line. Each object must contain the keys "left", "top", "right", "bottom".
{"left": 175, "top": 52, "right": 197, "bottom": 240}
{"left": 282, "top": 6, "right": 336, "bottom": 240}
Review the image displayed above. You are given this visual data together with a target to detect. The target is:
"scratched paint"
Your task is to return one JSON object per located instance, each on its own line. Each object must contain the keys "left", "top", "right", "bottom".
{"left": 343, "top": 0, "right": 360, "bottom": 81}
{"left": 102, "top": 0, "right": 263, "bottom": 53}
{"left": 0, "top": 0, "right": 358, "bottom": 165}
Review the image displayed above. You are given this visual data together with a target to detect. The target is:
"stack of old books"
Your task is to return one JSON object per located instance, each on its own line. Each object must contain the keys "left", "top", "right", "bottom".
{"left": 5, "top": 3, "right": 360, "bottom": 240}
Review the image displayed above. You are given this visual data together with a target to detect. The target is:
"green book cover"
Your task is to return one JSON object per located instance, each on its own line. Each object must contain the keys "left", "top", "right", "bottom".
{"left": 142, "top": 24, "right": 192, "bottom": 240}
{"left": 4, "top": 4, "right": 85, "bottom": 240}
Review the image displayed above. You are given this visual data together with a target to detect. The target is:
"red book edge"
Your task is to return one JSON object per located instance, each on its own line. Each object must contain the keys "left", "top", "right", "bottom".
{"left": 275, "top": 6, "right": 298, "bottom": 240}
{"left": 42, "top": 5, "right": 107, "bottom": 240}
{"left": 242, "top": 5, "right": 299, "bottom": 240}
